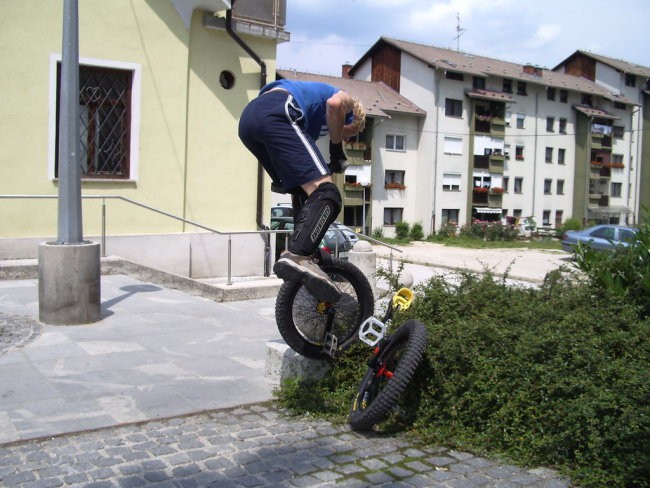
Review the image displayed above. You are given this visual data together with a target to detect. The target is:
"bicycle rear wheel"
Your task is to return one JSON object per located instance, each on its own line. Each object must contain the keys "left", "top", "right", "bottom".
{"left": 275, "top": 257, "right": 374, "bottom": 360}
{"left": 349, "top": 319, "right": 427, "bottom": 431}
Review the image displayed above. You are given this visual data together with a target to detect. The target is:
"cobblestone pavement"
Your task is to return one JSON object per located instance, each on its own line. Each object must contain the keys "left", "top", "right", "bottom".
{"left": 0, "top": 312, "right": 42, "bottom": 355}
{"left": 0, "top": 403, "right": 571, "bottom": 488}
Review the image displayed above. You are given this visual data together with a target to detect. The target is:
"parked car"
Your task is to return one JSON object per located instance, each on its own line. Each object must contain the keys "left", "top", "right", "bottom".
{"left": 561, "top": 224, "right": 638, "bottom": 253}
{"left": 271, "top": 205, "right": 294, "bottom": 218}
{"left": 271, "top": 218, "right": 356, "bottom": 261}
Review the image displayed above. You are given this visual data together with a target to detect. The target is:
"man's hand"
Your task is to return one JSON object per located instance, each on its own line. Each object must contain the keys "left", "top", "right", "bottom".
{"left": 329, "top": 141, "right": 348, "bottom": 173}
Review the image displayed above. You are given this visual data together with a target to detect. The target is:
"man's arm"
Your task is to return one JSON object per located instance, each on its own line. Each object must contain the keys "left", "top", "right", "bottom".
{"left": 326, "top": 90, "right": 355, "bottom": 143}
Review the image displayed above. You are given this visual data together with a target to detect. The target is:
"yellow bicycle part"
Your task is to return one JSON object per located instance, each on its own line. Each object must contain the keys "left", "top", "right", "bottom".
{"left": 391, "top": 287, "right": 413, "bottom": 311}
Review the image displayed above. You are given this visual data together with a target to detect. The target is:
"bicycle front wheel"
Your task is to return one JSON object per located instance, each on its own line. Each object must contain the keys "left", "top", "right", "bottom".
{"left": 349, "top": 319, "right": 427, "bottom": 431}
{"left": 275, "top": 257, "right": 374, "bottom": 360}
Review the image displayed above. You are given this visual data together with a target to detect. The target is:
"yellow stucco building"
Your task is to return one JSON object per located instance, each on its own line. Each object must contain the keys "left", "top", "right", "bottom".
{"left": 0, "top": 0, "right": 289, "bottom": 278}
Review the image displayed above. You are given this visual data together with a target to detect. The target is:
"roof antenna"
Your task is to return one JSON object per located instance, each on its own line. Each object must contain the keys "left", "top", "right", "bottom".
{"left": 454, "top": 12, "right": 466, "bottom": 51}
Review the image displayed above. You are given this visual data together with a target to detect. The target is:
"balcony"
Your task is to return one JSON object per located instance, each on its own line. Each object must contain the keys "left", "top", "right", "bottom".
{"left": 344, "top": 142, "right": 371, "bottom": 166}
{"left": 472, "top": 187, "right": 489, "bottom": 205}
{"left": 591, "top": 133, "right": 612, "bottom": 150}
{"left": 489, "top": 155, "right": 504, "bottom": 173}
{"left": 474, "top": 115, "right": 505, "bottom": 137}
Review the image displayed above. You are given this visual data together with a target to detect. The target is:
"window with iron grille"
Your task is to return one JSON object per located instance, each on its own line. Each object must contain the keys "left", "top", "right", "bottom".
{"left": 55, "top": 63, "right": 133, "bottom": 179}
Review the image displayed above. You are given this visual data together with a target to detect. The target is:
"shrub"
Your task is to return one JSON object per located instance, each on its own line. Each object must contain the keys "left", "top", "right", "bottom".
{"left": 372, "top": 227, "right": 384, "bottom": 239}
{"left": 409, "top": 223, "right": 424, "bottom": 241}
{"left": 574, "top": 217, "right": 650, "bottom": 318}
{"left": 275, "top": 269, "right": 650, "bottom": 487}
{"left": 436, "top": 221, "right": 457, "bottom": 240}
{"left": 394, "top": 221, "right": 410, "bottom": 239}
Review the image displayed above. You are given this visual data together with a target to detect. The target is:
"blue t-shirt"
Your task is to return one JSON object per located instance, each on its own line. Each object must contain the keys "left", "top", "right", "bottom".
{"left": 260, "top": 80, "right": 350, "bottom": 141}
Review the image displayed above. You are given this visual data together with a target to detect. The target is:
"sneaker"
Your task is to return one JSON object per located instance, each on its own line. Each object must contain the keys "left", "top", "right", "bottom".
{"left": 274, "top": 251, "right": 341, "bottom": 302}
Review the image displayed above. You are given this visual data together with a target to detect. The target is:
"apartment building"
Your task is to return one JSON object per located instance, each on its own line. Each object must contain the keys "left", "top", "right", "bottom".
{"left": 554, "top": 50, "right": 650, "bottom": 224}
{"left": 347, "top": 38, "right": 645, "bottom": 235}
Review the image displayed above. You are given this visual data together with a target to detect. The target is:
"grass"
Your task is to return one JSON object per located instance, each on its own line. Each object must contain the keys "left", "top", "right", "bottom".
{"left": 373, "top": 236, "right": 563, "bottom": 251}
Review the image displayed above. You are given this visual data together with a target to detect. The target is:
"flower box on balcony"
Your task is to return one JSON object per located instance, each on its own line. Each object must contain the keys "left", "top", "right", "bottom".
{"left": 344, "top": 142, "right": 366, "bottom": 151}
{"left": 591, "top": 161, "right": 603, "bottom": 166}
{"left": 607, "top": 163, "right": 625, "bottom": 169}
{"left": 473, "top": 187, "right": 489, "bottom": 194}
{"left": 385, "top": 182, "right": 406, "bottom": 190}
{"left": 490, "top": 187, "right": 505, "bottom": 194}
{"left": 515, "top": 155, "right": 524, "bottom": 160}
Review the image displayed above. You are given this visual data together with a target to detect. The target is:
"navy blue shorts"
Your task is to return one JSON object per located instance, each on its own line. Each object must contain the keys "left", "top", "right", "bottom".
{"left": 238, "top": 90, "right": 330, "bottom": 193}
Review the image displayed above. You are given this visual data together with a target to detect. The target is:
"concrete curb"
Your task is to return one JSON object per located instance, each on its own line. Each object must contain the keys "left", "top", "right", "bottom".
{"left": 0, "top": 256, "right": 282, "bottom": 302}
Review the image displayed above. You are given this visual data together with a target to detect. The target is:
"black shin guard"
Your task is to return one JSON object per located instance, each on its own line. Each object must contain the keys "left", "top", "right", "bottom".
{"left": 289, "top": 182, "right": 342, "bottom": 256}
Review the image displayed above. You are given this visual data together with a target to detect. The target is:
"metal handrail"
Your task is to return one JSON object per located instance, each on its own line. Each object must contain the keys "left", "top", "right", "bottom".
{"left": 1, "top": 194, "right": 401, "bottom": 283}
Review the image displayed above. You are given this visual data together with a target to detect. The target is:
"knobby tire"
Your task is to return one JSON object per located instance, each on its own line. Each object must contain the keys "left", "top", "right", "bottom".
{"left": 275, "top": 257, "right": 374, "bottom": 360}
{"left": 348, "top": 319, "right": 427, "bottom": 431}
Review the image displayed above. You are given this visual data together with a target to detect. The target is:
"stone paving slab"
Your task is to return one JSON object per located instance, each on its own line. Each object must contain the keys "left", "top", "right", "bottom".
{"left": 0, "top": 403, "right": 571, "bottom": 488}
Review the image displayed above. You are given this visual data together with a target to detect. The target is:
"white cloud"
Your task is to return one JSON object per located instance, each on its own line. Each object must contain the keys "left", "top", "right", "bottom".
{"left": 277, "top": 34, "right": 365, "bottom": 76}
{"left": 528, "top": 24, "right": 561, "bottom": 48}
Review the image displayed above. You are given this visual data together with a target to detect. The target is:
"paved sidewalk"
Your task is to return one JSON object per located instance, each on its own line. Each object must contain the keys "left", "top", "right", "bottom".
{"left": 0, "top": 403, "right": 570, "bottom": 488}
{"left": 373, "top": 241, "right": 570, "bottom": 283}
{"left": 0, "top": 275, "right": 282, "bottom": 445}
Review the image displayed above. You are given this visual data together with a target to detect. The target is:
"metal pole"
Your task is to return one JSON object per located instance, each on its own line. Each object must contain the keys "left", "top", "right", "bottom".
{"left": 227, "top": 234, "right": 233, "bottom": 285}
{"left": 101, "top": 199, "right": 106, "bottom": 257}
{"left": 57, "top": 0, "right": 82, "bottom": 244}
{"left": 362, "top": 187, "right": 366, "bottom": 235}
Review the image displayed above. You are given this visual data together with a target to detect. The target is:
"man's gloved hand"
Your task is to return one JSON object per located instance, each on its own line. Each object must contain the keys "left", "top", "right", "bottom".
{"left": 329, "top": 141, "right": 349, "bottom": 174}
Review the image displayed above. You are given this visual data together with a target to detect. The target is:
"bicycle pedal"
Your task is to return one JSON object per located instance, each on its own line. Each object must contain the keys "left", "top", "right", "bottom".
{"left": 323, "top": 332, "right": 338, "bottom": 357}
{"left": 358, "top": 317, "right": 387, "bottom": 347}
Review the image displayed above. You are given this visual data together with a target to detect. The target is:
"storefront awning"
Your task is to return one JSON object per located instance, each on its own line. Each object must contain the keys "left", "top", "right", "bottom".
{"left": 474, "top": 207, "right": 503, "bottom": 214}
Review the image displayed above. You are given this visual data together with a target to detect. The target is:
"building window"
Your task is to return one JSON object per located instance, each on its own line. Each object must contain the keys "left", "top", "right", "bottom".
{"left": 55, "top": 63, "right": 134, "bottom": 179}
{"left": 625, "top": 73, "right": 636, "bottom": 87}
{"left": 614, "top": 102, "right": 626, "bottom": 110}
{"left": 515, "top": 145, "right": 524, "bottom": 160}
{"left": 542, "top": 210, "right": 551, "bottom": 226}
{"left": 385, "top": 134, "right": 405, "bottom": 151}
{"left": 516, "top": 113, "right": 525, "bottom": 129}
{"left": 559, "top": 118, "right": 567, "bottom": 134}
{"left": 502, "top": 78, "right": 512, "bottom": 93}
{"left": 557, "top": 179, "right": 565, "bottom": 195}
{"left": 473, "top": 76, "right": 486, "bottom": 89}
{"left": 513, "top": 209, "right": 522, "bottom": 218}
{"left": 446, "top": 71, "right": 464, "bottom": 81}
{"left": 555, "top": 210, "right": 563, "bottom": 228}
{"left": 545, "top": 147, "right": 553, "bottom": 163}
{"left": 558, "top": 148, "right": 566, "bottom": 165}
{"left": 611, "top": 182, "right": 622, "bottom": 198}
{"left": 560, "top": 89, "right": 568, "bottom": 103}
{"left": 503, "top": 176, "right": 509, "bottom": 192}
{"left": 517, "top": 81, "right": 527, "bottom": 96}
{"left": 443, "top": 136, "right": 463, "bottom": 155}
{"left": 442, "top": 173, "right": 461, "bottom": 191}
{"left": 544, "top": 179, "right": 552, "bottom": 194}
{"left": 547, "top": 87, "right": 556, "bottom": 101}
{"left": 581, "top": 93, "right": 593, "bottom": 106}
{"left": 441, "top": 209, "right": 459, "bottom": 225}
{"left": 514, "top": 177, "right": 523, "bottom": 193}
{"left": 546, "top": 117, "right": 554, "bottom": 132}
{"left": 385, "top": 170, "right": 405, "bottom": 187}
{"left": 445, "top": 98, "right": 463, "bottom": 117}
{"left": 384, "top": 207, "right": 403, "bottom": 225}
{"left": 613, "top": 126, "right": 624, "bottom": 139}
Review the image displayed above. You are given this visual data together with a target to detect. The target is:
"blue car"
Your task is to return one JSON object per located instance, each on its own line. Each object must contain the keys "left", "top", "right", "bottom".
{"left": 561, "top": 224, "right": 637, "bottom": 253}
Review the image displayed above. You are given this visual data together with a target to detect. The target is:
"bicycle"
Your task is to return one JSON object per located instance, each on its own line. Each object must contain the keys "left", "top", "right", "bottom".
{"left": 348, "top": 287, "right": 427, "bottom": 430}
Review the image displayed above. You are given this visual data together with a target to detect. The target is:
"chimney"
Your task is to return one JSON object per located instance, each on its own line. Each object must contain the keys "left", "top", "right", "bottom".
{"left": 523, "top": 64, "right": 543, "bottom": 77}
{"left": 342, "top": 63, "right": 353, "bottom": 78}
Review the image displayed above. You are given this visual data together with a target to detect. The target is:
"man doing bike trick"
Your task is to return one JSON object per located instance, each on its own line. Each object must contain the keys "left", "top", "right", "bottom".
{"left": 239, "top": 79, "right": 365, "bottom": 301}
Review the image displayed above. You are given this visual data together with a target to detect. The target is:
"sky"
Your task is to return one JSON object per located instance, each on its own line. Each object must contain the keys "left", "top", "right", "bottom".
{"left": 276, "top": 0, "right": 650, "bottom": 77}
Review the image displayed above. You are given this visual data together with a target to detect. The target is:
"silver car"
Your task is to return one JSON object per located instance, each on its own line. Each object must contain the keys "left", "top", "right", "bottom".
{"left": 561, "top": 224, "right": 637, "bottom": 253}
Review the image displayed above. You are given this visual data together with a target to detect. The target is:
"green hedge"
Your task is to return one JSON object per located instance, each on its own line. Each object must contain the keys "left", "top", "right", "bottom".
{"left": 276, "top": 269, "right": 649, "bottom": 487}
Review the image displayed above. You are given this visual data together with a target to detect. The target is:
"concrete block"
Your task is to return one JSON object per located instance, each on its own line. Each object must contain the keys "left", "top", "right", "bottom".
{"left": 349, "top": 240, "right": 377, "bottom": 297}
{"left": 38, "top": 241, "right": 101, "bottom": 325}
{"left": 265, "top": 340, "right": 331, "bottom": 383}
